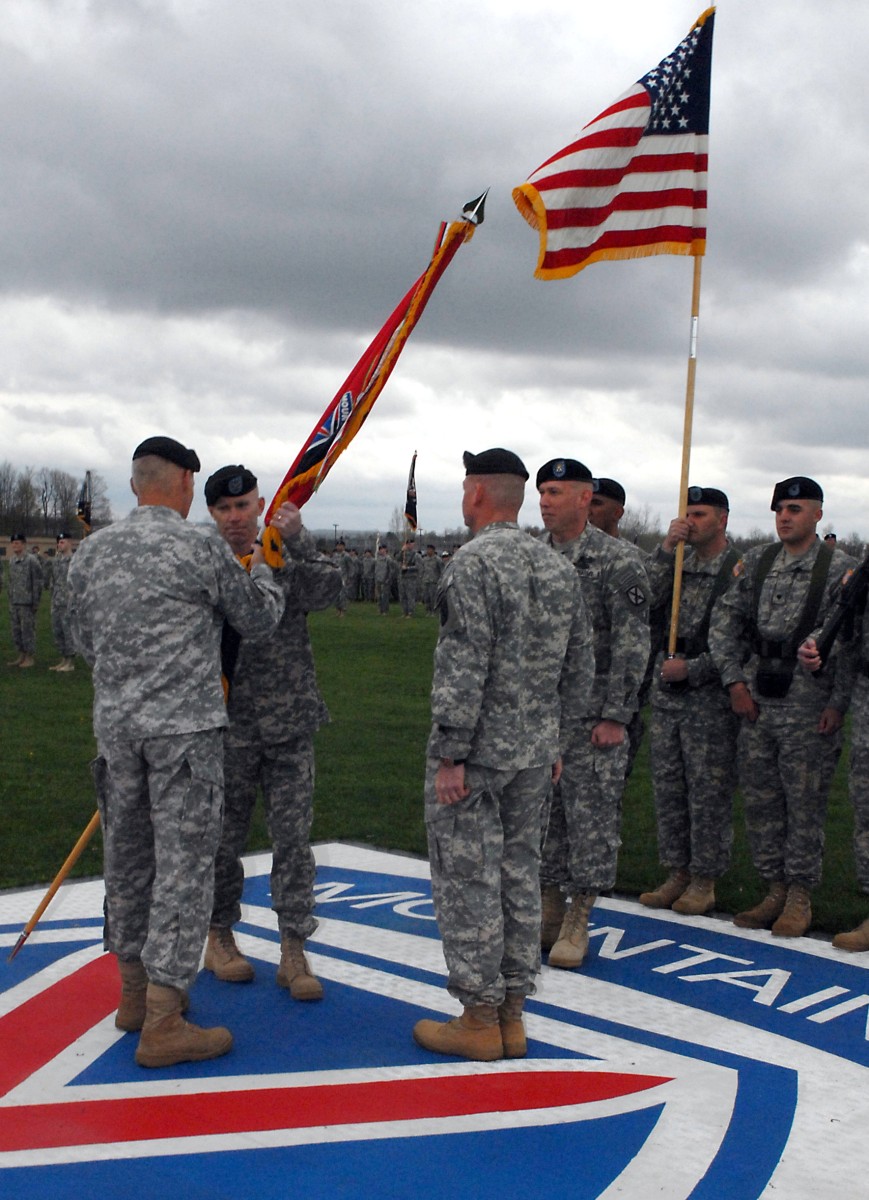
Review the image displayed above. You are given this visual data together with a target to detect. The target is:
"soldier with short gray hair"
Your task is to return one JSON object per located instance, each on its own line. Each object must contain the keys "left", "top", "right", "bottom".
{"left": 67, "top": 436, "right": 285, "bottom": 1069}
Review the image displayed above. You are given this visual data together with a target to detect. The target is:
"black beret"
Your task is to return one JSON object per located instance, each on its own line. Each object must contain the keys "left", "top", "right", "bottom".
{"left": 536, "top": 458, "right": 593, "bottom": 487}
{"left": 687, "top": 485, "right": 730, "bottom": 511}
{"left": 56, "top": 531, "right": 71, "bottom": 541}
{"left": 593, "top": 477, "right": 626, "bottom": 505}
{"left": 204, "top": 464, "right": 258, "bottom": 506}
{"left": 10, "top": 532, "right": 26, "bottom": 542}
{"left": 771, "top": 476, "right": 823, "bottom": 510}
{"left": 132, "top": 436, "right": 201, "bottom": 472}
{"left": 463, "top": 448, "right": 529, "bottom": 480}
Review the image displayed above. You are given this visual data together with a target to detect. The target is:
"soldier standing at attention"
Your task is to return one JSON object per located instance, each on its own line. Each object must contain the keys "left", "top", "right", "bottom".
{"left": 536, "top": 458, "right": 650, "bottom": 970}
{"left": 395, "top": 536, "right": 423, "bottom": 617}
{"left": 420, "top": 543, "right": 444, "bottom": 614}
{"left": 709, "top": 477, "right": 854, "bottom": 937}
{"left": 6, "top": 533, "right": 43, "bottom": 668}
{"left": 203, "top": 465, "right": 342, "bottom": 1000}
{"left": 413, "top": 449, "right": 592, "bottom": 1061}
{"left": 640, "top": 488, "right": 739, "bottom": 915}
{"left": 374, "top": 543, "right": 396, "bottom": 615}
{"left": 49, "top": 531, "right": 78, "bottom": 672}
{"left": 67, "top": 437, "right": 284, "bottom": 1068}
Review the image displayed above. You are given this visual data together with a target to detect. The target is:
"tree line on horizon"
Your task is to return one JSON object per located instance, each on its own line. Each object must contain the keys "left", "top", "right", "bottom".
{"left": 0, "top": 462, "right": 113, "bottom": 539}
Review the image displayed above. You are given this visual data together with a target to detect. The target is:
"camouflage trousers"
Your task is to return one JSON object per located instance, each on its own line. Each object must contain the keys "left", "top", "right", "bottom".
{"left": 422, "top": 581, "right": 439, "bottom": 614}
{"left": 10, "top": 604, "right": 37, "bottom": 654}
{"left": 848, "top": 677, "right": 869, "bottom": 892}
{"left": 92, "top": 729, "right": 224, "bottom": 991}
{"left": 540, "top": 719, "right": 628, "bottom": 894}
{"left": 649, "top": 690, "right": 738, "bottom": 878}
{"left": 424, "top": 759, "right": 551, "bottom": 1008}
{"left": 737, "top": 703, "right": 843, "bottom": 889}
{"left": 399, "top": 574, "right": 418, "bottom": 616}
{"left": 375, "top": 582, "right": 390, "bottom": 614}
{"left": 51, "top": 603, "right": 76, "bottom": 657}
{"left": 211, "top": 730, "right": 317, "bottom": 940}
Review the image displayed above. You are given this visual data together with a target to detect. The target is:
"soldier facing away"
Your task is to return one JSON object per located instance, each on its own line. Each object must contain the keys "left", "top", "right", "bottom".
{"left": 67, "top": 437, "right": 284, "bottom": 1068}
{"left": 413, "top": 448, "right": 593, "bottom": 1062}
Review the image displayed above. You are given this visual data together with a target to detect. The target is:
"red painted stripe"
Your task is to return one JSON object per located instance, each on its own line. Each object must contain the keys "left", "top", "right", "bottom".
{"left": 0, "top": 1071, "right": 671, "bottom": 1152}
{"left": 0, "top": 954, "right": 117, "bottom": 1098}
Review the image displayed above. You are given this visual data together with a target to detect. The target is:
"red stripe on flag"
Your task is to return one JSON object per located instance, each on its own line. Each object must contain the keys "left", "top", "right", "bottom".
{"left": 546, "top": 189, "right": 707, "bottom": 229}
{"left": 535, "top": 153, "right": 708, "bottom": 193}
{"left": 543, "top": 225, "right": 705, "bottom": 270}
{"left": 0, "top": 1070, "right": 672, "bottom": 1152}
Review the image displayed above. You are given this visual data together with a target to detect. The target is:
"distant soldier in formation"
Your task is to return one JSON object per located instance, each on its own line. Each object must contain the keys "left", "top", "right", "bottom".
{"left": 710, "top": 477, "right": 855, "bottom": 938}
{"left": 419, "top": 544, "right": 444, "bottom": 614}
{"left": 641, "top": 488, "right": 739, "bottom": 915}
{"left": 413, "top": 448, "right": 592, "bottom": 1061}
{"left": 361, "top": 548, "right": 376, "bottom": 601}
{"left": 333, "top": 540, "right": 350, "bottom": 616}
{"left": 536, "top": 458, "right": 650, "bottom": 970}
{"left": 395, "top": 536, "right": 422, "bottom": 617}
{"left": 374, "top": 544, "right": 396, "bottom": 615}
{"left": 6, "top": 533, "right": 43, "bottom": 669}
{"left": 204, "top": 464, "right": 342, "bottom": 1001}
{"left": 347, "top": 548, "right": 362, "bottom": 601}
{"left": 49, "top": 531, "right": 77, "bottom": 672}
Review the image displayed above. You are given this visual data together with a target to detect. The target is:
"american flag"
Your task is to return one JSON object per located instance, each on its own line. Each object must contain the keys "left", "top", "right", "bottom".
{"left": 513, "top": 8, "right": 715, "bottom": 280}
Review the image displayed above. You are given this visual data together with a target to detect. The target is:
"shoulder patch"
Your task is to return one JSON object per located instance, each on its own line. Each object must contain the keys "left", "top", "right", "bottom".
{"left": 626, "top": 584, "right": 647, "bottom": 607}
{"left": 733, "top": 559, "right": 745, "bottom": 578}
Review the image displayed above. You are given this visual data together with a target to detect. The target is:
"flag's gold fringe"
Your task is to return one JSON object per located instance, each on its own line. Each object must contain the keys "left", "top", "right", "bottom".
{"left": 693, "top": 6, "right": 715, "bottom": 31}
{"left": 535, "top": 238, "right": 706, "bottom": 281}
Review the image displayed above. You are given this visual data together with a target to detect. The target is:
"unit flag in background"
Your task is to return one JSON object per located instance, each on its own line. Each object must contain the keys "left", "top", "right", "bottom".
{"left": 512, "top": 8, "right": 714, "bottom": 280}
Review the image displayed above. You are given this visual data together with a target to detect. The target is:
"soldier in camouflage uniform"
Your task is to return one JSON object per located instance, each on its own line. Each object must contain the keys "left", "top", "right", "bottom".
{"left": 413, "top": 449, "right": 593, "bottom": 1062}
{"left": 6, "top": 533, "right": 43, "bottom": 668}
{"left": 420, "top": 544, "right": 444, "bottom": 614}
{"left": 67, "top": 437, "right": 284, "bottom": 1068}
{"left": 204, "top": 464, "right": 341, "bottom": 1001}
{"left": 49, "top": 532, "right": 77, "bottom": 672}
{"left": 799, "top": 570, "right": 869, "bottom": 951}
{"left": 361, "top": 548, "right": 376, "bottom": 601}
{"left": 536, "top": 459, "right": 650, "bottom": 970}
{"left": 709, "top": 477, "right": 854, "bottom": 938}
{"left": 395, "top": 537, "right": 422, "bottom": 617}
{"left": 640, "top": 488, "right": 739, "bottom": 916}
{"left": 374, "top": 543, "right": 396, "bottom": 614}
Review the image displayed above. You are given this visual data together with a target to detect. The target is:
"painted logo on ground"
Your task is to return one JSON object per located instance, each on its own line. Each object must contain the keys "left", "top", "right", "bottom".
{"left": 1, "top": 843, "right": 867, "bottom": 1198}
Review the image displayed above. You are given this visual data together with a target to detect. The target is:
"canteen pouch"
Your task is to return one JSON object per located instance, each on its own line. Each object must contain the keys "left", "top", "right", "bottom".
{"left": 755, "top": 656, "right": 796, "bottom": 699}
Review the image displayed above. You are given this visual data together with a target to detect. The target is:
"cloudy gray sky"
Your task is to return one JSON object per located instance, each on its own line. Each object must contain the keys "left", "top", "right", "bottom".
{"left": 1, "top": 0, "right": 867, "bottom": 539}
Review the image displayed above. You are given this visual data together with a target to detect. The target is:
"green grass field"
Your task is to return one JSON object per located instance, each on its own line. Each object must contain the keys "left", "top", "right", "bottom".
{"left": 0, "top": 598, "right": 864, "bottom": 935}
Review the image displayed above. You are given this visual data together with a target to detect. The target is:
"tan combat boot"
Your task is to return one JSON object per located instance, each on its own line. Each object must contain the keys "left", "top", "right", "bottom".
{"left": 277, "top": 936, "right": 323, "bottom": 1000}
{"left": 541, "top": 884, "right": 567, "bottom": 950}
{"left": 7, "top": 653, "right": 24, "bottom": 666}
{"left": 55, "top": 657, "right": 75, "bottom": 672}
{"left": 204, "top": 926, "right": 255, "bottom": 982}
{"left": 548, "top": 892, "right": 596, "bottom": 969}
{"left": 733, "top": 882, "right": 787, "bottom": 929}
{"left": 672, "top": 876, "right": 716, "bottom": 916}
{"left": 498, "top": 993, "right": 527, "bottom": 1058}
{"left": 639, "top": 869, "right": 690, "bottom": 909}
{"left": 413, "top": 1005, "right": 503, "bottom": 1061}
{"left": 135, "top": 983, "right": 232, "bottom": 1068}
{"left": 115, "top": 958, "right": 148, "bottom": 1032}
{"left": 832, "top": 917, "right": 869, "bottom": 952}
{"left": 771, "top": 885, "right": 812, "bottom": 937}
{"left": 18, "top": 655, "right": 35, "bottom": 669}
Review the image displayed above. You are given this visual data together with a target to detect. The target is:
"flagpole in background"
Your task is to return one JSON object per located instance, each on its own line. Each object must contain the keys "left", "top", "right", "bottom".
{"left": 667, "top": 254, "right": 704, "bottom": 655}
